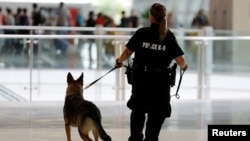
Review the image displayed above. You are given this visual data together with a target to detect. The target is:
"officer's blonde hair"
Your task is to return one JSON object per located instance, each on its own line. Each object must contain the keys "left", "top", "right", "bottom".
{"left": 150, "top": 3, "right": 167, "bottom": 41}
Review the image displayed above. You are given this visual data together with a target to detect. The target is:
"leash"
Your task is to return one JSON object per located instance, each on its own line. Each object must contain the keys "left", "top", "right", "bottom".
{"left": 84, "top": 67, "right": 116, "bottom": 90}
{"left": 171, "top": 68, "right": 185, "bottom": 99}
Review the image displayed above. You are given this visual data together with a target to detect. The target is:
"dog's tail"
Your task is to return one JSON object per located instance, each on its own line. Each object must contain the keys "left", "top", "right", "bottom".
{"left": 96, "top": 121, "right": 112, "bottom": 141}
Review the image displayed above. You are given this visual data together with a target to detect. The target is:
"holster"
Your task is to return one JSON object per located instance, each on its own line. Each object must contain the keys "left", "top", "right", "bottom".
{"left": 125, "top": 63, "right": 133, "bottom": 85}
{"left": 169, "top": 63, "right": 177, "bottom": 87}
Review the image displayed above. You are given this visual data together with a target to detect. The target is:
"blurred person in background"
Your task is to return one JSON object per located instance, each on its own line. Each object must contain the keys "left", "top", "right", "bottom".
{"left": 120, "top": 10, "right": 130, "bottom": 27}
{"left": 2, "top": 8, "right": 15, "bottom": 55}
{"left": 14, "top": 8, "right": 22, "bottom": 26}
{"left": 4, "top": 8, "right": 15, "bottom": 34}
{"left": 31, "top": 3, "right": 45, "bottom": 56}
{"left": 102, "top": 14, "right": 116, "bottom": 68}
{"left": 54, "top": 2, "right": 70, "bottom": 56}
{"left": 13, "top": 8, "right": 23, "bottom": 54}
{"left": 0, "top": 7, "right": 4, "bottom": 50}
{"left": 19, "top": 8, "right": 30, "bottom": 35}
{"left": 94, "top": 12, "right": 106, "bottom": 69}
{"left": 75, "top": 9, "right": 84, "bottom": 27}
{"left": 85, "top": 10, "right": 96, "bottom": 69}
{"left": 95, "top": 12, "right": 104, "bottom": 27}
{"left": 14, "top": 7, "right": 22, "bottom": 36}
{"left": 191, "top": 9, "right": 209, "bottom": 28}
{"left": 18, "top": 8, "right": 30, "bottom": 55}
{"left": 75, "top": 8, "right": 84, "bottom": 50}
{"left": 129, "top": 9, "right": 139, "bottom": 28}
{"left": 32, "top": 3, "right": 44, "bottom": 27}
{"left": 167, "top": 12, "right": 176, "bottom": 28}
{"left": 44, "top": 8, "right": 56, "bottom": 35}
{"left": 0, "top": 7, "right": 3, "bottom": 26}
{"left": 44, "top": 8, "right": 55, "bottom": 27}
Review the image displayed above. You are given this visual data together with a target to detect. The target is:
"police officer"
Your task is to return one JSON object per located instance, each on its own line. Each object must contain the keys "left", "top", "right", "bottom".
{"left": 115, "top": 3, "right": 188, "bottom": 141}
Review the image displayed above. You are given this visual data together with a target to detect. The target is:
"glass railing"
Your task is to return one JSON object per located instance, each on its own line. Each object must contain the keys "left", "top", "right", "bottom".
{"left": 0, "top": 26, "right": 249, "bottom": 102}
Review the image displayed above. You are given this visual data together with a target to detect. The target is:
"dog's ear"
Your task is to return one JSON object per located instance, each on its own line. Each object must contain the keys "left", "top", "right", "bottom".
{"left": 76, "top": 72, "right": 84, "bottom": 85}
{"left": 67, "top": 72, "right": 74, "bottom": 83}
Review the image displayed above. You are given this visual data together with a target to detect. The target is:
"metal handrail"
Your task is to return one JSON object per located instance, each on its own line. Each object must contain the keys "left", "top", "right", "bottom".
{"left": 0, "top": 34, "right": 250, "bottom": 40}
{"left": 0, "top": 25, "right": 137, "bottom": 32}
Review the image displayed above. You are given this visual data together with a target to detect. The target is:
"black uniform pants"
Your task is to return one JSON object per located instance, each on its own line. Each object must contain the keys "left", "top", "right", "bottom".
{"left": 128, "top": 109, "right": 166, "bottom": 141}
{"left": 127, "top": 70, "right": 171, "bottom": 141}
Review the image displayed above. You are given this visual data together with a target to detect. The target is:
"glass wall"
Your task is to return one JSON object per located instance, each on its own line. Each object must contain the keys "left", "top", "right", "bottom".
{"left": 0, "top": 26, "right": 250, "bottom": 102}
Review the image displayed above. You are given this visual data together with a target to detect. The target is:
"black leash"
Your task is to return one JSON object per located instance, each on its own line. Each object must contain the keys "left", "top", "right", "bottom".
{"left": 171, "top": 68, "right": 185, "bottom": 99}
{"left": 84, "top": 67, "right": 116, "bottom": 90}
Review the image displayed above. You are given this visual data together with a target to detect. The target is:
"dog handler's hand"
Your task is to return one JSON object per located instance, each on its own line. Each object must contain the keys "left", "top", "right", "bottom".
{"left": 182, "top": 64, "right": 188, "bottom": 71}
{"left": 115, "top": 58, "right": 123, "bottom": 68}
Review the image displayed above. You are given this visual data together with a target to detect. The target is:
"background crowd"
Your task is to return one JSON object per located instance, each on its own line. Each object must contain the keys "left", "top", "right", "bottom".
{"left": 0, "top": 2, "right": 210, "bottom": 69}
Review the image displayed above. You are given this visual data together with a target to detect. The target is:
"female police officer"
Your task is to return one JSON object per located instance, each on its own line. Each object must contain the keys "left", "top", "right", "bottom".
{"left": 115, "top": 3, "right": 188, "bottom": 141}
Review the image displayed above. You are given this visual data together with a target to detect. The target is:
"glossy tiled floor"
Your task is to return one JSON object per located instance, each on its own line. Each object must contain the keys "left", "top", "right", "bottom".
{"left": 0, "top": 99, "right": 250, "bottom": 141}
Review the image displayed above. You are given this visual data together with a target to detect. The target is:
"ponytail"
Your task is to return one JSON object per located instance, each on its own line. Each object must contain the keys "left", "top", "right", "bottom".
{"left": 159, "top": 17, "right": 167, "bottom": 41}
{"left": 150, "top": 3, "right": 168, "bottom": 41}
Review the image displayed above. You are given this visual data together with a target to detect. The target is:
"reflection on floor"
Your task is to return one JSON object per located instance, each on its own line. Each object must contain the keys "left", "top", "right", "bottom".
{"left": 0, "top": 99, "right": 250, "bottom": 141}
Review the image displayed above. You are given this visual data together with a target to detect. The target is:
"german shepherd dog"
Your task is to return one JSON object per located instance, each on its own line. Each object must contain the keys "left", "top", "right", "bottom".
{"left": 63, "top": 72, "right": 112, "bottom": 141}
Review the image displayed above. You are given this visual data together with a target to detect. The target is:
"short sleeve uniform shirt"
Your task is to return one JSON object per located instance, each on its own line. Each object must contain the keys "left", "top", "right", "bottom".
{"left": 126, "top": 23, "right": 184, "bottom": 67}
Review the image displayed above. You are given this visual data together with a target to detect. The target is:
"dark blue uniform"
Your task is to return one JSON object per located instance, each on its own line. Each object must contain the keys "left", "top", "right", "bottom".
{"left": 126, "top": 23, "right": 184, "bottom": 141}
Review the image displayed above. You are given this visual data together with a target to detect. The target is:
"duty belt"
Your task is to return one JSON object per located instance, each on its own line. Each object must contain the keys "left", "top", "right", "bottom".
{"left": 134, "top": 65, "right": 170, "bottom": 73}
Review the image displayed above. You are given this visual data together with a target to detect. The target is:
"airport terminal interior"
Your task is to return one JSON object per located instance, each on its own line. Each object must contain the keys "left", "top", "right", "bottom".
{"left": 0, "top": 0, "right": 250, "bottom": 141}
